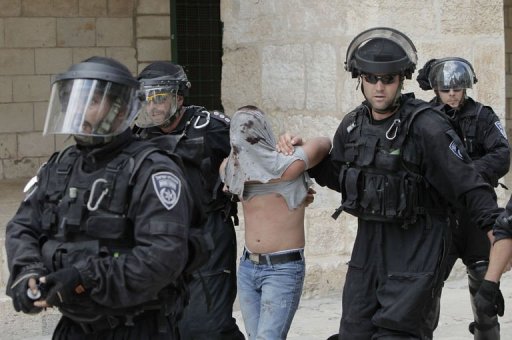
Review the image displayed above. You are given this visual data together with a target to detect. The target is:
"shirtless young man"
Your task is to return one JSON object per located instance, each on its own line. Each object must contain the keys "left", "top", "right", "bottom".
{"left": 220, "top": 105, "right": 331, "bottom": 339}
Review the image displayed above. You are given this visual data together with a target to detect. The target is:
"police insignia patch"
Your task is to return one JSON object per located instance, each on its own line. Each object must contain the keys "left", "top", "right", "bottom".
{"left": 449, "top": 141, "right": 463, "bottom": 160}
{"left": 152, "top": 172, "right": 181, "bottom": 210}
{"left": 495, "top": 121, "right": 508, "bottom": 140}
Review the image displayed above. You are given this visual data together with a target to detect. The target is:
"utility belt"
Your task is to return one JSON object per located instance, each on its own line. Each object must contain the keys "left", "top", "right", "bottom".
{"left": 76, "top": 308, "right": 174, "bottom": 334}
{"left": 242, "top": 247, "right": 304, "bottom": 265}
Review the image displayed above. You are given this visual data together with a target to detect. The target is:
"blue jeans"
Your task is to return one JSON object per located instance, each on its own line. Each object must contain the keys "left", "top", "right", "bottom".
{"left": 238, "top": 248, "right": 305, "bottom": 340}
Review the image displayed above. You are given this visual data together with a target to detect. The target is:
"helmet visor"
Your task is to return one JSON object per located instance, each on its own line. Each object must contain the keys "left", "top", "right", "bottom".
{"left": 134, "top": 86, "right": 179, "bottom": 128}
{"left": 428, "top": 60, "right": 474, "bottom": 90}
{"left": 44, "top": 79, "right": 139, "bottom": 137}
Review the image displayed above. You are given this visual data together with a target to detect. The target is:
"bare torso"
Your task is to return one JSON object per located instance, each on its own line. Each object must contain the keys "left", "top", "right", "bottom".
{"left": 242, "top": 192, "right": 305, "bottom": 253}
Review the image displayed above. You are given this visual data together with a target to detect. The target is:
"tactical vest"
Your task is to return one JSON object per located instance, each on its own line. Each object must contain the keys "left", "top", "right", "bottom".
{"left": 453, "top": 102, "right": 484, "bottom": 159}
{"left": 37, "top": 142, "right": 190, "bottom": 323}
{"left": 334, "top": 101, "right": 433, "bottom": 226}
{"left": 137, "top": 105, "right": 238, "bottom": 222}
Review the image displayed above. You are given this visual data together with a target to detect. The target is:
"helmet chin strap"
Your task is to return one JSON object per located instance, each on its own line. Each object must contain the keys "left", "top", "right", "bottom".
{"left": 159, "top": 105, "right": 182, "bottom": 129}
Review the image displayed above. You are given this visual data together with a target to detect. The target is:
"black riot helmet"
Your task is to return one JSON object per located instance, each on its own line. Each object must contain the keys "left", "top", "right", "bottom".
{"left": 135, "top": 61, "right": 192, "bottom": 128}
{"left": 44, "top": 56, "right": 141, "bottom": 146}
{"left": 138, "top": 61, "right": 191, "bottom": 96}
{"left": 345, "top": 27, "right": 418, "bottom": 79}
{"left": 427, "top": 57, "right": 477, "bottom": 91}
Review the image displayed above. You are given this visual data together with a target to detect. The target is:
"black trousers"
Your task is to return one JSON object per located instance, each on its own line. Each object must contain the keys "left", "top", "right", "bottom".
{"left": 339, "top": 215, "right": 450, "bottom": 340}
{"left": 444, "top": 212, "right": 490, "bottom": 276}
{"left": 178, "top": 211, "right": 245, "bottom": 340}
{"left": 52, "top": 311, "right": 178, "bottom": 340}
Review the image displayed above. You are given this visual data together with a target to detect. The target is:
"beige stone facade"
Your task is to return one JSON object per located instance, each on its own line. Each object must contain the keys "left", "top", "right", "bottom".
{"left": 0, "top": 0, "right": 511, "bottom": 337}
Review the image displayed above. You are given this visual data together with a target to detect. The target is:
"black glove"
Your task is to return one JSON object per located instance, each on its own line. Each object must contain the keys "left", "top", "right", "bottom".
{"left": 10, "top": 265, "right": 47, "bottom": 314}
{"left": 474, "top": 280, "right": 505, "bottom": 317}
{"left": 495, "top": 215, "right": 512, "bottom": 231}
{"left": 43, "top": 267, "right": 86, "bottom": 307}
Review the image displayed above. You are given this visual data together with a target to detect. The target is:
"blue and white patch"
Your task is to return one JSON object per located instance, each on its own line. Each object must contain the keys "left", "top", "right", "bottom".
{"left": 152, "top": 172, "right": 181, "bottom": 210}
{"left": 449, "top": 141, "right": 464, "bottom": 160}
{"left": 495, "top": 121, "right": 508, "bottom": 140}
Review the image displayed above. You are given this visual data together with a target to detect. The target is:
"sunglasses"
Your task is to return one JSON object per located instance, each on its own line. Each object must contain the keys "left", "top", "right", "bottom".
{"left": 362, "top": 74, "right": 397, "bottom": 85}
{"left": 439, "top": 88, "right": 463, "bottom": 93}
{"left": 144, "top": 88, "right": 176, "bottom": 104}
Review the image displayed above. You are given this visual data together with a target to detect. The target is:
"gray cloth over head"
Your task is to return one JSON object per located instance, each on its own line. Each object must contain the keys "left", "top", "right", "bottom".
{"left": 222, "top": 107, "right": 310, "bottom": 209}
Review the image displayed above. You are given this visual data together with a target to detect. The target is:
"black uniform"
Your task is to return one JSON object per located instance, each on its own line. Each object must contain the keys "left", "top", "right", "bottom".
{"left": 5, "top": 130, "right": 195, "bottom": 339}
{"left": 426, "top": 96, "right": 510, "bottom": 339}
{"left": 309, "top": 94, "right": 502, "bottom": 339}
{"left": 135, "top": 105, "right": 244, "bottom": 340}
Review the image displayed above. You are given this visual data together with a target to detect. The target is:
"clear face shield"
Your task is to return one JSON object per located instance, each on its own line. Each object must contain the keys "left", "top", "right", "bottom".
{"left": 428, "top": 60, "right": 475, "bottom": 91}
{"left": 44, "top": 78, "right": 139, "bottom": 139}
{"left": 134, "top": 86, "right": 179, "bottom": 128}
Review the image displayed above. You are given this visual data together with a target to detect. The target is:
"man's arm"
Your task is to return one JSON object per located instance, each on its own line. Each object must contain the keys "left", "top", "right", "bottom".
{"left": 281, "top": 137, "right": 331, "bottom": 180}
{"left": 485, "top": 238, "right": 512, "bottom": 282}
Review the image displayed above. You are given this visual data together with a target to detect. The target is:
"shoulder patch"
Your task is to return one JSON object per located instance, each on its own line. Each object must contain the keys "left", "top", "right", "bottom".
{"left": 449, "top": 140, "right": 464, "bottom": 160}
{"left": 495, "top": 121, "right": 508, "bottom": 140}
{"left": 152, "top": 171, "right": 181, "bottom": 210}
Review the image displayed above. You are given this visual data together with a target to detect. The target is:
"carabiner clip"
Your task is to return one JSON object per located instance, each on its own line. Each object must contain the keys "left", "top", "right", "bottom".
{"left": 87, "top": 178, "right": 109, "bottom": 211}
{"left": 385, "top": 119, "right": 401, "bottom": 140}
{"left": 193, "top": 111, "right": 210, "bottom": 129}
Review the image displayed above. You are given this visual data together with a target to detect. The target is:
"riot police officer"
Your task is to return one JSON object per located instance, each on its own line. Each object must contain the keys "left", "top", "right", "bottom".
{"left": 5, "top": 57, "right": 196, "bottom": 339}
{"left": 133, "top": 61, "right": 245, "bottom": 340}
{"left": 417, "top": 57, "right": 510, "bottom": 339}
{"left": 278, "top": 27, "right": 502, "bottom": 339}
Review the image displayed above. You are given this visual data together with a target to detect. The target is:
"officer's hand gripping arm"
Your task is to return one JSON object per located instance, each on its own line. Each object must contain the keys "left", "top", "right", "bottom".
{"left": 474, "top": 280, "right": 505, "bottom": 317}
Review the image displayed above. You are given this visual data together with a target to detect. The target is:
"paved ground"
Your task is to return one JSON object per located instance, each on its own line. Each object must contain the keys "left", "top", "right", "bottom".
{"left": 1, "top": 178, "right": 511, "bottom": 339}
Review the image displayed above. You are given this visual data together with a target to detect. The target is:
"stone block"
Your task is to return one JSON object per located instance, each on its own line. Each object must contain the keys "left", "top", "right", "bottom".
{"left": 0, "top": 0, "right": 21, "bottom": 17}
{"left": 18, "top": 132, "right": 54, "bottom": 158}
{"left": 96, "top": 18, "right": 133, "bottom": 47}
{"left": 0, "top": 77, "right": 12, "bottom": 103}
{"left": 0, "top": 50, "right": 34, "bottom": 75}
{"left": 2, "top": 157, "right": 40, "bottom": 179}
{"left": 5, "top": 18, "right": 56, "bottom": 48}
{"left": 12, "top": 75, "right": 51, "bottom": 103}
{"left": 302, "top": 255, "right": 347, "bottom": 298}
{"left": 105, "top": 47, "right": 137, "bottom": 73}
{"left": 305, "top": 43, "right": 337, "bottom": 112}
{"left": 21, "top": 0, "right": 78, "bottom": 17}
{"left": 136, "top": 0, "right": 169, "bottom": 15}
{"left": 0, "top": 134, "right": 16, "bottom": 159}
{"left": 221, "top": 47, "right": 261, "bottom": 114}
{"left": 136, "top": 16, "right": 170, "bottom": 38}
{"left": 34, "top": 102, "right": 48, "bottom": 131}
{"left": 72, "top": 47, "right": 106, "bottom": 63}
{"left": 136, "top": 38, "right": 170, "bottom": 61}
{"left": 57, "top": 18, "right": 96, "bottom": 47}
{"left": 0, "top": 103, "right": 33, "bottom": 133}
{"left": 262, "top": 44, "right": 305, "bottom": 111}
{"left": 0, "top": 19, "right": 4, "bottom": 47}
{"left": 79, "top": 0, "right": 107, "bottom": 17}
{"left": 108, "top": 0, "right": 135, "bottom": 17}
{"left": 35, "top": 48, "right": 73, "bottom": 75}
